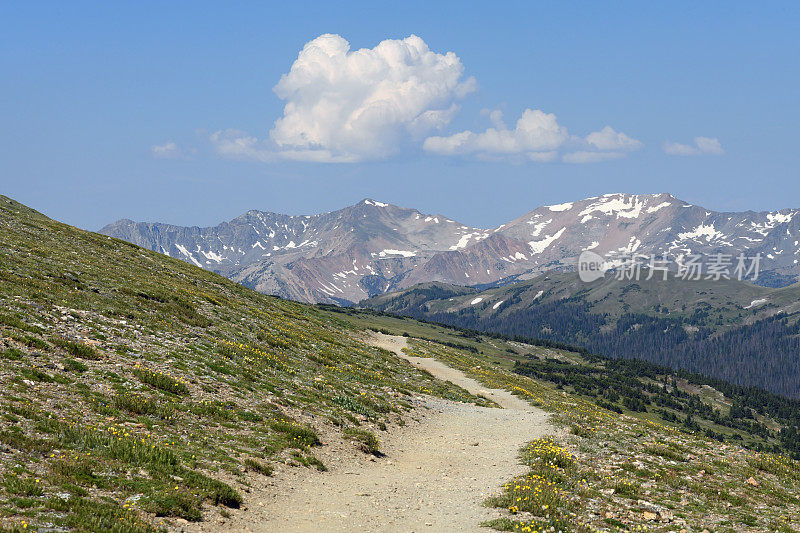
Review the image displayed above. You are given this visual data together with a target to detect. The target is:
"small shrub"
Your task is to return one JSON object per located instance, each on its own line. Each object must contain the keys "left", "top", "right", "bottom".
{"left": 604, "top": 517, "right": 627, "bottom": 529}
{"left": 333, "top": 395, "right": 375, "bottom": 417}
{"left": 2, "top": 348, "right": 23, "bottom": 361}
{"left": 244, "top": 458, "right": 273, "bottom": 476}
{"left": 238, "top": 410, "right": 263, "bottom": 422}
{"left": 611, "top": 479, "right": 640, "bottom": 498}
{"left": 19, "top": 367, "right": 55, "bottom": 383}
{"left": 181, "top": 469, "right": 242, "bottom": 508}
{"left": 112, "top": 392, "right": 175, "bottom": 420}
{"left": 16, "top": 334, "right": 48, "bottom": 349}
{"left": 53, "top": 338, "right": 101, "bottom": 360}
{"left": 522, "top": 437, "right": 576, "bottom": 471}
{"left": 57, "top": 497, "right": 159, "bottom": 532}
{"left": 270, "top": 420, "right": 320, "bottom": 447}
{"left": 64, "top": 358, "right": 88, "bottom": 372}
{"left": 133, "top": 366, "right": 189, "bottom": 396}
{"left": 0, "top": 428, "right": 51, "bottom": 454}
{"left": 570, "top": 423, "right": 595, "bottom": 438}
{"left": 344, "top": 428, "right": 381, "bottom": 455}
{"left": 0, "top": 313, "right": 43, "bottom": 334}
{"left": 190, "top": 400, "right": 236, "bottom": 420}
{"left": 3, "top": 475, "right": 44, "bottom": 497}
{"left": 290, "top": 450, "right": 327, "bottom": 471}
{"left": 146, "top": 490, "right": 203, "bottom": 521}
{"left": 644, "top": 444, "right": 686, "bottom": 462}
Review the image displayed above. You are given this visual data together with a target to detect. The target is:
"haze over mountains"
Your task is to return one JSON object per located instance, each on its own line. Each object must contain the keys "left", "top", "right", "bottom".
{"left": 101, "top": 193, "right": 800, "bottom": 304}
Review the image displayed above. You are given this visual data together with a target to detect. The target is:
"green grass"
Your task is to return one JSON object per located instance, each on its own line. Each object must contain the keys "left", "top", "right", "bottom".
{"left": 643, "top": 443, "right": 687, "bottom": 462}
{"left": 3, "top": 475, "right": 44, "bottom": 497}
{"left": 2, "top": 348, "right": 24, "bottom": 361}
{"left": 0, "top": 313, "right": 44, "bottom": 335}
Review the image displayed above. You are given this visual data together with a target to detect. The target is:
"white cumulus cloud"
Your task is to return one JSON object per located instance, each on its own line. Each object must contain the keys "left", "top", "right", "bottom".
{"left": 663, "top": 136, "right": 724, "bottom": 156}
{"left": 424, "top": 109, "right": 642, "bottom": 163}
{"left": 585, "top": 126, "right": 643, "bottom": 152}
{"left": 212, "top": 34, "right": 475, "bottom": 163}
{"left": 423, "top": 109, "right": 568, "bottom": 157}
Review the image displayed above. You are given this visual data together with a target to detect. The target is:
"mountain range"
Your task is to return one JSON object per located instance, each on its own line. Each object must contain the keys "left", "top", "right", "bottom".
{"left": 101, "top": 193, "right": 800, "bottom": 304}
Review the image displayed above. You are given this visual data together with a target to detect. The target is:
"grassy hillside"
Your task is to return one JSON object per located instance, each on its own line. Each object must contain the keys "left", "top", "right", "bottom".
{"left": 0, "top": 196, "right": 488, "bottom": 531}
{"left": 361, "top": 271, "right": 800, "bottom": 397}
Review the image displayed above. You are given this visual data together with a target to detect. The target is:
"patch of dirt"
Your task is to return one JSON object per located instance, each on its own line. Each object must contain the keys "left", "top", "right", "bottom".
{"left": 184, "top": 333, "right": 554, "bottom": 532}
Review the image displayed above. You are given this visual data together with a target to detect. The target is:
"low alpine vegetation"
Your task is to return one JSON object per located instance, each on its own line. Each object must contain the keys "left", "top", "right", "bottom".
{"left": 132, "top": 365, "right": 189, "bottom": 396}
{"left": 344, "top": 427, "right": 381, "bottom": 455}
{"left": 0, "top": 196, "right": 487, "bottom": 531}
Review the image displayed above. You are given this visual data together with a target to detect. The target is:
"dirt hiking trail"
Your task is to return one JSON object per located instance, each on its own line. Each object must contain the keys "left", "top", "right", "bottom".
{"left": 191, "top": 333, "right": 554, "bottom": 533}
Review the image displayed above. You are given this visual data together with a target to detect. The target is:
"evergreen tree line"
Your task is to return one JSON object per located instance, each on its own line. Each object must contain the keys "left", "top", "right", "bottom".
{"left": 420, "top": 301, "right": 800, "bottom": 399}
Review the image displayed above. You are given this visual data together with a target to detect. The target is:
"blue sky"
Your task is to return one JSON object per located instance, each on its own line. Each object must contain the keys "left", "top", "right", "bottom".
{"left": 1, "top": 1, "right": 798, "bottom": 230}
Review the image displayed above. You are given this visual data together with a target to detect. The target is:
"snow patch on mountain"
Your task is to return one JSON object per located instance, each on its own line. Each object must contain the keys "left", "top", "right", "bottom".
{"left": 449, "top": 232, "right": 489, "bottom": 250}
{"left": 579, "top": 194, "right": 649, "bottom": 219}
{"left": 678, "top": 224, "right": 725, "bottom": 242}
{"left": 363, "top": 199, "right": 389, "bottom": 207}
{"left": 200, "top": 249, "right": 226, "bottom": 262}
{"left": 175, "top": 244, "right": 202, "bottom": 267}
{"left": 529, "top": 219, "right": 552, "bottom": 237}
{"left": 767, "top": 212, "right": 796, "bottom": 225}
{"left": 744, "top": 298, "right": 768, "bottom": 309}
{"left": 647, "top": 202, "right": 672, "bottom": 214}
{"left": 378, "top": 249, "right": 416, "bottom": 258}
{"left": 529, "top": 227, "right": 566, "bottom": 254}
